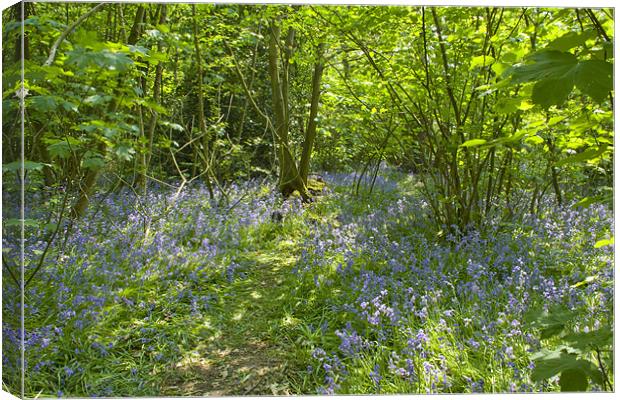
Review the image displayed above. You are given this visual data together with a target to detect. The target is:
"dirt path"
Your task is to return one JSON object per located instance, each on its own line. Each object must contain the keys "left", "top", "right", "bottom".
{"left": 161, "top": 245, "right": 300, "bottom": 396}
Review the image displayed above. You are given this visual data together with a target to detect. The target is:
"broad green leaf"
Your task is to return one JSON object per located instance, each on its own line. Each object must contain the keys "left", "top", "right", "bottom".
{"left": 546, "top": 30, "right": 597, "bottom": 52}
{"left": 547, "top": 116, "right": 566, "bottom": 126}
{"left": 84, "top": 94, "right": 113, "bottom": 106}
{"left": 525, "top": 305, "right": 572, "bottom": 339}
{"left": 82, "top": 152, "right": 106, "bottom": 170}
{"left": 573, "top": 196, "right": 598, "bottom": 208}
{"left": 574, "top": 60, "right": 613, "bottom": 103}
{"left": 494, "top": 98, "right": 521, "bottom": 114}
{"left": 29, "top": 95, "right": 58, "bottom": 112}
{"left": 460, "top": 139, "right": 487, "bottom": 148}
{"left": 114, "top": 144, "right": 135, "bottom": 161}
{"left": 491, "top": 62, "right": 510, "bottom": 76}
{"left": 156, "top": 24, "right": 170, "bottom": 34}
{"left": 563, "top": 326, "right": 613, "bottom": 351}
{"left": 46, "top": 137, "right": 82, "bottom": 159}
{"left": 525, "top": 135, "right": 545, "bottom": 145}
{"left": 3, "top": 218, "right": 38, "bottom": 227}
{"left": 148, "top": 51, "right": 168, "bottom": 63}
{"left": 517, "top": 101, "right": 535, "bottom": 111}
{"left": 532, "top": 76, "right": 574, "bottom": 108}
{"left": 559, "top": 368, "right": 589, "bottom": 391}
{"left": 66, "top": 48, "right": 133, "bottom": 72}
{"left": 594, "top": 236, "right": 613, "bottom": 248}
{"left": 74, "top": 29, "right": 100, "bottom": 48}
{"left": 47, "top": 141, "right": 72, "bottom": 159}
{"left": 128, "top": 45, "right": 150, "bottom": 56}
{"left": 506, "top": 51, "right": 578, "bottom": 84}
{"left": 505, "top": 50, "right": 613, "bottom": 106}
{"left": 62, "top": 101, "right": 79, "bottom": 113}
{"left": 2, "top": 160, "right": 47, "bottom": 173}
{"left": 470, "top": 55, "right": 495, "bottom": 70}
{"left": 532, "top": 351, "right": 596, "bottom": 381}
{"left": 555, "top": 145, "right": 609, "bottom": 166}
{"left": 570, "top": 275, "right": 597, "bottom": 289}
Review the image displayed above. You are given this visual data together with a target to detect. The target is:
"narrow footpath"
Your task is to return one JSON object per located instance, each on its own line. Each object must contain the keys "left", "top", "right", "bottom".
{"left": 161, "top": 241, "right": 302, "bottom": 395}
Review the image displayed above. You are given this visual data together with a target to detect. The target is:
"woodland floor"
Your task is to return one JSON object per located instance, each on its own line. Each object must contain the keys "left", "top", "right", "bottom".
{"left": 3, "top": 173, "right": 613, "bottom": 396}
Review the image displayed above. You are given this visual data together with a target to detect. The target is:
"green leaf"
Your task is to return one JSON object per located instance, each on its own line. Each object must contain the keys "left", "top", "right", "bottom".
{"left": 470, "top": 55, "right": 495, "bottom": 70}
{"left": 559, "top": 368, "right": 589, "bottom": 391}
{"left": 3, "top": 218, "right": 38, "bottom": 227}
{"left": 128, "top": 45, "right": 150, "bottom": 56}
{"left": 147, "top": 51, "right": 168, "bottom": 64}
{"left": 570, "top": 275, "right": 597, "bottom": 289}
{"left": 547, "top": 116, "right": 566, "bottom": 126}
{"left": 532, "top": 351, "right": 596, "bottom": 381}
{"left": 62, "top": 101, "right": 79, "bottom": 113}
{"left": 46, "top": 137, "right": 82, "bottom": 159}
{"left": 460, "top": 139, "right": 487, "bottom": 148}
{"left": 525, "top": 305, "right": 572, "bottom": 339}
{"left": 84, "top": 94, "right": 113, "bottom": 106}
{"left": 574, "top": 60, "right": 613, "bottom": 103}
{"left": 74, "top": 29, "right": 100, "bottom": 48}
{"left": 594, "top": 236, "right": 613, "bottom": 248}
{"left": 82, "top": 152, "right": 106, "bottom": 170}
{"left": 525, "top": 135, "right": 545, "bottom": 145}
{"left": 506, "top": 51, "right": 578, "bottom": 83}
{"left": 532, "top": 76, "right": 574, "bottom": 108}
{"left": 494, "top": 98, "right": 522, "bottom": 114}
{"left": 2, "top": 160, "right": 47, "bottom": 173}
{"left": 555, "top": 145, "right": 609, "bottom": 166}
{"left": 29, "top": 95, "right": 58, "bottom": 112}
{"left": 161, "top": 121, "right": 185, "bottom": 132}
{"left": 156, "top": 24, "right": 170, "bottom": 34}
{"left": 541, "top": 324, "right": 566, "bottom": 340}
{"left": 546, "top": 30, "right": 597, "bottom": 52}
{"left": 563, "top": 326, "right": 613, "bottom": 351}
{"left": 573, "top": 196, "right": 598, "bottom": 208}
{"left": 491, "top": 62, "right": 510, "bottom": 76}
{"left": 504, "top": 51, "right": 613, "bottom": 106}
{"left": 114, "top": 144, "right": 135, "bottom": 161}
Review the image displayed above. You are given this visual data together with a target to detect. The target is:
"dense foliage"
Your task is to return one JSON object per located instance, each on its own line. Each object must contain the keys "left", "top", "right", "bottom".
{"left": 2, "top": 2, "right": 614, "bottom": 396}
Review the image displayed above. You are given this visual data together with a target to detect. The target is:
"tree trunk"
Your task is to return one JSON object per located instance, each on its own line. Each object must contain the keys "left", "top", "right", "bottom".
{"left": 144, "top": 4, "right": 167, "bottom": 184}
{"left": 299, "top": 43, "right": 324, "bottom": 184}
{"left": 267, "top": 22, "right": 309, "bottom": 200}
{"left": 192, "top": 4, "right": 214, "bottom": 198}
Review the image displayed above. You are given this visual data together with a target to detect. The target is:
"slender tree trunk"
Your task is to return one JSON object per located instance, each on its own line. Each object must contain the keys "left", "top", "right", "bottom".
{"left": 126, "top": 5, "right": 145, "bottom": 48}
{"left": 12, "top": 2, "right": 30, "bottom": 62}
{"left": 299, "top": 43, "right": 324, "bottom": 184}
{"left": 138, "top": 4, "right": 167, "bottom": 192}
{"left": 192, "top": 4, "right": 214, "bottom": 198}
{"left": 70, "top": 143, "right": 105, "bottom": 219}
{"left": 546, "top": 139, "right": 563, "bottom": 207}
{"left": 267, "top": 21, "right": 309, "bottom": 200}
{"left": 235, "top": 25, "right": 261, "bottom": 140}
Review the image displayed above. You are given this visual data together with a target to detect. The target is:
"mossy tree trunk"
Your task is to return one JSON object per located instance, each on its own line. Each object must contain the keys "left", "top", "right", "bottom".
{"left": 267, "top": 21, "right": 310, "bottom": 201}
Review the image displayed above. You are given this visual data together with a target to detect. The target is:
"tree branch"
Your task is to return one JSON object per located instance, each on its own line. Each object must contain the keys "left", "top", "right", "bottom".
{"left": 44, "top": 3, "right": 106, "bottom": 67}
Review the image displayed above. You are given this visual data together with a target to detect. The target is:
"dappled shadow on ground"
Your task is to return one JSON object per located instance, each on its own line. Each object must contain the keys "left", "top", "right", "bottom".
{"left": 160, "top": 248, "right": 300, "bottom": 396}
{"left": 164, "top": 341, "right": 289, "bottom": 395}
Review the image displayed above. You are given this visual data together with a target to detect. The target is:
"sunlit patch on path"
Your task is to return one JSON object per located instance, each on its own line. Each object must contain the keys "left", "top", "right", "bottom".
{"left": 162, "top": 248, "right": 300, "bottom": 395}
